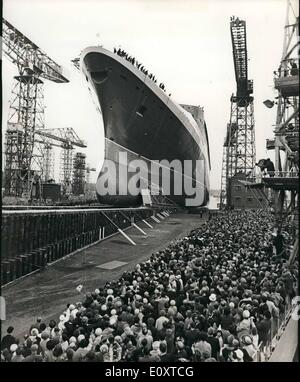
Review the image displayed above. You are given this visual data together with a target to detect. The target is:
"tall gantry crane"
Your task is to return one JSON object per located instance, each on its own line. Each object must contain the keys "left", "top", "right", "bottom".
{"left": 220, "top": 16, "right": 256, "bottom": 207}
{"left": 2, "top": 17, "right": 69, "bottom": 197}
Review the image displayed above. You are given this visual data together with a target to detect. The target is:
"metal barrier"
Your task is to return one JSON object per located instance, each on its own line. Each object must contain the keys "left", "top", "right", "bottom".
{"left": 254, "top": 302, "right": 293, "bottom": 362}
{"left": 267, "top": 171, "right": 299, "bottom": 178}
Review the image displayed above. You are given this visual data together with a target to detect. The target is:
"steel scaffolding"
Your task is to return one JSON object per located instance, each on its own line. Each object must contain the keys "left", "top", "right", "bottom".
{"left": 72, "top": 152, "right": 86, "bottom": 195}
{"left": 42, "top": 144, "right": 55, "bottom": 182}
{"left": 60, "top": 143, "right": 74, "bottom": 195}
{"left": 265, "top": 0, "right": 299, "bottom": 232}
{"left": 2, "top": 17, "right": 69, "bottom": 198}
{"left": 4, "top": 123, "right": 24, "bottom": 196}
{"left": 4, "top": 74, "right": 45, "bottom": 197}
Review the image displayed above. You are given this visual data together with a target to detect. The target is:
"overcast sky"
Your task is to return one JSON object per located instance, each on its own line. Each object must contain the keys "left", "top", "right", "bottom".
{"left": 2, "top": 0, "right": 289, "bottom": 188}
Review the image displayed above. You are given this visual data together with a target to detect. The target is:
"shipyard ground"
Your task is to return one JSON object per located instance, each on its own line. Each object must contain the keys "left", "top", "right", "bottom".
{"left": 2, "top": 212, "right": 205, "bottom": 339}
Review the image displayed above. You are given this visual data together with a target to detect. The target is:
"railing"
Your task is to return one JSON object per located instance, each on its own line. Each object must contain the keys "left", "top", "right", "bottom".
{"left": 254, "top": 301, "right": 294, "bottom": 362}
{"left": 263, "top": 171, "right": 299, "bottom": 178}
{"left": 274, "top": 66, "right": 299, "bottom": 78}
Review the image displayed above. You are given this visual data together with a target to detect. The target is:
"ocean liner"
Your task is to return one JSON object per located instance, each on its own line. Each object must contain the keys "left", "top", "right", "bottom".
{"left": 81, "top": 47, "right": 210, "bottom": 207}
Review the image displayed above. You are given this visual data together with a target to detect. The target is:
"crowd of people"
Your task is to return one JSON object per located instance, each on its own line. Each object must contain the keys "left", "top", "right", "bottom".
{"left": 1, "top": 209, "right": 297, "bottom": 362}
{"left": 113, "top": 47, "right": 169, "bottom": 94}
{"left": 256, "top": 158, "right": 276, "bottom": 177}
{"left": 274, "top": 60, "right": 298, "bottom": 78}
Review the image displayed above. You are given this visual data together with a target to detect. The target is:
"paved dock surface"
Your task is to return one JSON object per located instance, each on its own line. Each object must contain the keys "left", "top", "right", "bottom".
{"left": 2, "top": 212, "right": 205, "bottom": 339}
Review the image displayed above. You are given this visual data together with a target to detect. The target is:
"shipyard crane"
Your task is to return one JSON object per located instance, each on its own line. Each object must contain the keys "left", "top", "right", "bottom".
{"left": 220, "top": 16, "right": 256, "bottom": 208}
{"left": 2, "top": 17, "right": 69, "bottom": 198}
{"left": 35, "top": 127, "right": 87, "bottom": 184}
{"left": 263, "top": 0, "right": 299, "bottom": 261}
{"left": 34, "top": 127, "right": 87, "bottom": 192}
{"left": 36, "top": 127, "right": 86, "bottom": 148}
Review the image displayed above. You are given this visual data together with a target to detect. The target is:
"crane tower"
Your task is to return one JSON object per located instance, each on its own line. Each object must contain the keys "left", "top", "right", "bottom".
{"left": 264, "top": 0, "right": 298, "bottom": 261}
{"left": 2, "top": 17, "right": 69, "bottom": 197}
{"left": 220, "top": 16, "right": 256, "bottom": 208}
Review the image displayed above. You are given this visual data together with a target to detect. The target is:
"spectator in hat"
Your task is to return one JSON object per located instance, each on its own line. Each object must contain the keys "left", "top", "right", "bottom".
{"left": 193, "top": 332, "right": 211, "bottom": 361}
{"left": 264, "top": 294, "right": 279, "bottom": 319}
{"left": 236, "top": 310, "right": 254, "bottom": 339}
{"left": 39, "top": 332, "right": 50, "bottom": 356}
{"left": 157, "top": 293, "right": 170, "bottom": 313}
{"left": 184, "top": 322, "right": 200, "bottom": 347}
{"left": 99, "top": 344, "right": 110, "bottom": 362}
{"left": 29, "top": 317, "right": 43, "bottom": 332}
{"left": 174, "top": 340, "right": 189, "bottom": 361}
{"left": 256, "top": 311, "right": 272, "bottom": 348}
{"left": 150, "top": 341, "right": 161, "bottom": 359}
{"left": 11, "top": 347, "right": 24, "bottom": 362}
{"left": 66, "top": 348, "right": 75, "bottom": 362}
{"left": 1, "top": 326, "right": 17, "bottom": 351}
{"left": 22, "top": 344, "right": 43, "bottom": 362}
{"left": 137, "top": 327, "right": 153, "bottom": 351}
{"left": 139, "top": 346, "right": 160, "bottom": 362}
{"left": 241, "top": 335, "right": 256, "bottom": 361}
{"left": 1, "top": 348, "right": 12, "bottom": 362}
{"left": 206, "top": 327, "right": 220, "bottom": 360}
{"left": 155, "top": 310, "right": 169, "bottom": 332}
{"left": 22, "top": 338, "right": 33, "bottom": 358}
{"left": 159, "top": 342, "right": 175, "bottom": 362}
{"left": 216, "top": 330, "right": 224, "bottom": 354}
{"left": 233, "top": 348, "right": 244, "bottom": 362}
{"left": 220, "top": 306, "right": 235, "bottom": 332}
{"left": 10, "top": 343, "right": 18, "bottom": 359}
{"left": 53, "top": 344, "right": 65, "bottom": 362}
{"left": 250, "top": 326, "right": 259, "bottom": 348}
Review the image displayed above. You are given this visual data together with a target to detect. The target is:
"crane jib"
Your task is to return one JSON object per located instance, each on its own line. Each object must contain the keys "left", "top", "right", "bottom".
{"left": 2, "top": 17, "right": 69, "bottom": 83}
{"left": 230, "top": 16, "right": 253, "bottom": 99}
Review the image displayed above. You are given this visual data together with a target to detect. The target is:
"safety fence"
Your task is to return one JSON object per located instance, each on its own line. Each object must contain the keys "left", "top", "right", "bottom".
{"left": 1, "top": 207, "right": 173, "bottom": 285}
{"left": 254, "top": 301, "right": 294, "bottom": 362}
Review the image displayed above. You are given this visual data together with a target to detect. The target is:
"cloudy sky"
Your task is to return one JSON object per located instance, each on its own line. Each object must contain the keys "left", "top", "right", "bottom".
{"left": 2, "top": 0, "right": 288, "bottom": 188}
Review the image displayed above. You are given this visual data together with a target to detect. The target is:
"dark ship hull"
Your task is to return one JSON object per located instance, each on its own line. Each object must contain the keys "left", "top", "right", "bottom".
{"left": 81, "top": 47, "right": 210, "bottom": 207}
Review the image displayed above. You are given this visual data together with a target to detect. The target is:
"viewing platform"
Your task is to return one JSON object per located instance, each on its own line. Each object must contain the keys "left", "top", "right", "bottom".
{"left": 240, "top": 172, "right": 299, "bottom": 192}
{"left": 262, "top": 171, "right": 299, "bottom": 191}
{"left": 274, "top": 74, "right": 299, "bottom": 97}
